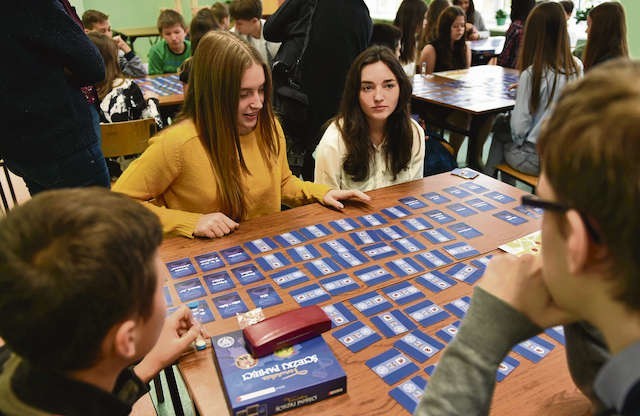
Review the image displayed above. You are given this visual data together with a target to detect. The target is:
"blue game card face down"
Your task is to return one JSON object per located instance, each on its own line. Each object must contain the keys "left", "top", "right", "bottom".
{"left": 332, "top": 250, "right": 368, "bottom": 268}
{"left": 203, "top": 271, "right": 235, "bottom": 294}
{"left": 414, "top": 250, "right": 453, "bottom": 269}
{"left": 231, "top": 264, "right": 265, "bottom": 285}
{"left": 513, "top": 336, "right": 555, "bottom": 363}
{"left": 333, "top": 321, "right": 382, "bottom": 353}
{"left": 321, "top": 302, "right": 357, "bottom": 328}
{"left": 414, "top": 270, "right": 457, "bottom": 293}
{"left": 350, "top": 292, "right": 393, "bottom": 317}
{"left": 425, "top": 365, "right": 437, "bottom": 376}
{"left": 496, "top": 356, "right": 520, "bottom": 382}
{"left": 545, "top": 326, "right": 566, "bottom": 345}
{"left": 386, "top": 257, "right": 425, "bottom": 277}
{"left": 320, "top": 238, "right": 356, "bottom": 256}
{"left": 371, "top": 310, "right": 417, "bottom": 338}
{"left": 398, "top": 196, "right": 428, "bottom": 209}
{"left": 382, "top": 282, "right": 425, "bottom": 305}
{"left": 377, "top": 225, "right": 409, "bottom": 240}
{"left": 270, "top": 267, "right": 309, "bottom": 288}
{"left": 471, "top": 255, "right": 493, "bottom": 270}
{"left": 186, "top": 299, "right": 215, "bottom": 323}
{"left": 194, "top": 252, "right": 225, "bottom": 272}
{"left": 246, "top": 284, "right": 282, "bottom": 309}
{"left": 394, "top": 330, "right": 445, "bottom": 362}
{"left": 273, "top": 230, "right": 307, "bottom": 247}
{"left": 402, "top": 217, "right": 434, "bottom": 232}
{"left": 443, "top": 186, "right": 472, "bottom": 198}
{"left": 320, "top": 273, "right": 360, "bottom": 296}
{"left": 350, "top": 229, "right": 383, "bottom": 245}
{"left": 163, "top": 286, "right": 173, "bottom": 307}
{"left": 445, "top": 263, "right": 484, "bottom": 284}
{"left": 174, "top": 278, "right": 206, "bottom": 302}
{"left": 328, "top": 218, "right": 361, "bottom": 232}
{"left": 366, "top": 349, "right": 419, "bottom": 385}
{"left": 443, "top": 242, "right": 480, "bottom": 260}
{"left": 446, "top": 203, "right": 478, "bottom": 218}
{"left": 286, "top": 244, "right": 322, "bottom": 262}
{"left": 422, "top": 192, "right": 450, "bottom": 204}
{"left": 485, "top": 191, "right": 516, "bottom": 204}
{"left": 389, "top": 376, "right": 427, "bottom": 414}
{"left": 493, "top": 210, "right": 528, "bottom": 225}
{"left": 435, "top": 321, "right": 461, "bottom": 343}
{"left": 220, "top": 246, "right": 251, "bottom": 265}
{"left": 465, "top": 198, "right": 497, "bottom": 212}
{"left": 212, "top": 292, "right": 248, "bottom": 318}
{"left": 424, "top": 209, "right": 456, "bottom": 224}
{"left": 165, "top": 258, "right": 197, "bottom": 279}
{"left": 405, "top": 299, "right": 450, "bottom": 327}
{"left": 381, "top": 205, "right": 412, "bottom": 219}
{"left": 444, "top": 296, "right": 472, "bottom": 318}
{"left": 289, "top": 283, "right": 331, "bottom": 307}
{"left": 304, "top": 257, "right": 342, "bottom": 277}
{"left": 392, "top": 237, "right": 426, "bottom": 254}
{"left": 244, "top": 237, "right": 278, "bottom": 254}
{"left": 357, "top": 213, "right": 388, "bottom": 227}
{"left": 299, "top": 224, "right": 332, "bottom": 240}
{"left": 256, "top": 252, "right": 291, "bottom": 272}
{"left": 354, "top": 265, "right": 394, "bottom": 286}
{"left": 421, "top": 228, "right": 456, "bottom": 244}
{"left": 362, "top": 242, "right": 398, "bottom": 260}
{"left": 448, "top": 222, "right": 483, "bottom": 239}
{"left": 458, "top": 181, "right": 489, "bottom": 193}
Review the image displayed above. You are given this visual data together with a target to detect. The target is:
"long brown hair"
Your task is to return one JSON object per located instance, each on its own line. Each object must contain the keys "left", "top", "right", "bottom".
{"left": 181, "top": 31, "right": 278, "bottom": 220}
{"left": 583, "top": 2, "right": 628, "bottom": 72}
{"left": 87, "top": 32, "right": 123, "bottom": 100}
{"left": 453, "top": 0, "right": 476, "bottom": 25}
{"left": 518, "top": 2, "right": 579, "bottom": 114}
{"left": 432, "top": 6, "right": 468, "bottom": 71}
{"left": 337, "top": 46, "right": 415, "bottom": 182}
{"left": 394, "top": 0, "right": 428, "bottom": 65}
{"left": 418, "top": 0, "right": 451, "bottom": 52}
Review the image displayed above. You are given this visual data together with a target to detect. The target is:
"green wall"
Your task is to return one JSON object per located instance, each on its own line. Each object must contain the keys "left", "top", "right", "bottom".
{"left": 619, "top": 0, "right": 639, "bottom": 58}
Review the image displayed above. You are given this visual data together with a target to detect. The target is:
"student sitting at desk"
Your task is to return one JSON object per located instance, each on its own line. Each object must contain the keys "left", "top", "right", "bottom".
{"left": 582, "top": 2, "right": 629, "bottom": 72}
{"left": 148, "top": 9, "right": 191, "bottom": 75}
{"left": 416, "top": 58, "right": 640, "bottom": 416}
{"left": 485, "top": 2, "right": 583, "bottom": 178}
{"left": 0, "top": 188, "right": 202, "bottom": 415}
{"left": 314, "top": 46, "right": 424, "bottom": 192}
{"left": 230, "top": 0, "right": 281, "bottom": 67}
{"left": 417, "top": 0, "right": 452, "bottom": 65}
{"left": 394, "top": 0, "right": 428, "bottom": 77}
{"left": 114, "top": 31, "right": 368, "bottom": 239}
{"left": 497, "top": 0, "right": 535, "bottom": 69}
{"left": 453, "top": 0, "right": 486, "bottom": 40}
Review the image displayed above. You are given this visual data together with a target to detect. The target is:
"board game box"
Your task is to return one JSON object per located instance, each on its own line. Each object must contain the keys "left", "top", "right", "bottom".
{"left": 212, "top": 330, "right": 347, "bottom": 415}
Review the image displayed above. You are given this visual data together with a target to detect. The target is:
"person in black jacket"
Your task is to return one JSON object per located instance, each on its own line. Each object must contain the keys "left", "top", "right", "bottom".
{"left": 264, "top": 0, "right": 372, "bottom": 179}
{"left": 1, "top": 0, "right": 110, "bottom": 195}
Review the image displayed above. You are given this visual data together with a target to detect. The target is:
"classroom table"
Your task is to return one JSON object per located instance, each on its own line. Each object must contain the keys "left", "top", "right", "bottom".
{"left": 134, "top": 74, "right": 184, "bottom": 107}
{"left": 470, "top": 36, "right": 505, "bottom": 65}
{"left": 411, "top": 65, "right": 519, "bottom": 171}
{"left": 116, "top": 26, "right": 159, "bottom": 53}
{"left": 160, "top": 172, "right": 591, "bottom": 415}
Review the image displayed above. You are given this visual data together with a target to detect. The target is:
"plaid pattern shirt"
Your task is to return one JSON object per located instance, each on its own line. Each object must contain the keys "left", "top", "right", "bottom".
{"left": 497, "top": 20, "right": 524, "bottom": 69}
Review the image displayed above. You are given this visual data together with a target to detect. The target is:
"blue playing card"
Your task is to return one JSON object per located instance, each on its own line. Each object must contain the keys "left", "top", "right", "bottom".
{"left": 320, "top": 238, "right": 357, "bottom": 256}
{"left": 362, "top": 242, "right": 398, "bottom": 260}
{"left": 286, "top": 244, "right": 322, "bottom": 262}
{"left": 424, "top": 209, "right": 456, "bottom": 224}
{"left": 485, "top": 191, "right": 516, "bottom": 204}
{"left": 465, "top": 198, "right": 497, "bottom": 212}
{"left": 220, "top": 246, "right": 251, "bottom": 265}
{"left": 382, "top": 281, "right": 425, "bottom": 305}
{"left": 350, "top": 229, "right": 383, "bottom": 245}
{"left": 389, "top": 376, "right": 427, "bottom": 414}
{"left": 174, "top": 278, "right": 206, "bottom": 302}
{"left": 451, "top": 167, "right": 479, "bottom": 179}
{"left": 545, "top": 326, "right": 566, "bottom": 345}
{"left": 398, "top": 196, "right": 428, "bottom": 209}
{"left": 304, "top": 257, "right": 342, "bottom": 277}
{"left": 422, "top": 192, "right": 450, "bottom": 204}
{"left": 421, "top": 228, "right": 456, "bottom": 244}
{"left": 514, "top": 204, "right": 543, "bottom": 218}
{"left": 446, "top": 203, "right": 478, "bottom": 217}
{"left": 165, "top": 258, "right": 197, "bottom": 279}
{"left": 381, "top": 205, "right": 412, "bottom": 219}
{"left": 270, "top": 267, "right": 309, "bottom": 288}
{"left": 414, "top": 250, "right": 453, "bottom": 269}
{"left": 386, "top": 257, "right": 425, "bottom": 277}
{"left": 299, "top": 224, "right": 332, "bottom": 240}
{"left": 443, "top": 186, "right": 472, "bottom": 198}
{"left": 350, "top": 291, "right": 393, "bottom": 316}
{"left": 328, "top": 218, "right": 361, "bottom": 232}
{"left": 354, "top": 265, "right": 394, "bottom": 286}
{"left": 391, "top": 237, "right": 426, "bottom": 254}
{"left": 320, "top": 273, "right": 360, "bottom": 296}
{"left": 371, "top": 310, "right": 417, "bottom": 338}
{"left": 256, "top": 252, "right": 291, "bottom": 272}
{"left": 513, "top": 336, "right": 555, "bottom": 363}
{"left": 458, "top": 181, "right": 489, "bottom": 193}
{"left": 194, "top": 252, "right": 225, "bottom": 272}
{"left": 366, "top": 349, "right": 419, "bottom": 385}
{"left": 357, "top": 213, "right": 388, "bottom": 227}
{"left": 163, "top": 286, "right": 173, "bottom": 307}
{"left": 321, "top": 302, "right": 357, "bottom": 328}
{"left": 402, "top": 217, "right": 434, "bottom": 232}
{"left": 443, "top": 242, "right": 480, "bottom": 259}
{"left": 231, "top": 263, "right": 265, "bottom": 285}
{"left": 470, "top": 255, "right": 493, "bottom": 269}
{"left": 273, "top": 230, "right": 307, "bottom": 247}
{"left": 493, "top": 210, "right": 528, "bottom": 225}
{"left": 333, "top": 321, "right": 382, "bottom": 353}
{"left": 415, "top": 270, "right": 457, "bottom": 293}
{"left": 289, "top": 283, "right": 331, "bottom": 307}
{"left": 247, "top": 284, "right": 282, "bottom": 309}
{"left": 212, "top": 292, "right": 248, "bottom": 318}
{"left": 332, "top": 250, "right": 368, "bottom": 268}
{"left": 394, "top": 330, "right": 445, "bottom": 362}
{"left": 405, "top": 299, "right": 450, "bottom": 327}
{"left": 444, "top": 296, "right": 472, "bottom": 318}
{"left": 448, "top": 222, "right": 483, "bottom": 239}
{"left": 202, "top": 271, "right": 235, "bottom": 294}
{"left": 435, "top": 321, "right": 461, "bottom": 343}
{"left": 445, "top": 263, "right": 484, "bottom": 284}
{"left": 377, "top": 225, "right": 409, "bottom": 240}
{"left": 496, "top": 356, "right": 520, "bottom": 382}
{"left": 187, "top": 299, "right": 215, "bottom": 324}
{"left": 424, "top": 365, "right": 437, "bottom": 376}
{"left": 244, "top": 237, "right": 278, "bottom": 254}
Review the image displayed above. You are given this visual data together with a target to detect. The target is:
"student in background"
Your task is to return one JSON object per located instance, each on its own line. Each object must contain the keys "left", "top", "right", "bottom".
{"left": 582, "top": 2, "right": 629, "bottom": 72}
{"left": 211, "top": 2, "right": 231, "bottom": 30}
{"left": 417, "top": 58, "right": 640, "bottom": 416}
{"left": 497, "top": 0, "right": 535, "bottom": 69}
{"left": 370, "top": 23, "right": 402, "bottom": 58}
{"left": 417, "top": 0, "right": 451, "bottom": 64}
{"left": 0, "top": 187, "right": 202, "bottom": 415}
{"left": 314, "top": 46, "right": 424, "bottom": 191}
{"left": 486, "top": 2, "right": 582, "bottom": 177}
{"left": 418, "top": 6, "right": 470, "bottom": 74}
{"left": 148, "top": 9, "right": 191, "bottom": 75}
{"left": 452, "top": 0, "right": 487, "bottom": 40}
{"left": 230, "top": 0, "right": 280, "bottom": 67}
{"left": 559, "top": 0, "right": 574, "bottom": 20}
{"left": 82, "top": 9, "right": 146, "bottom": 77}
{"left": 114, "top": 31, "right": 368, "bottom": 239}
{"left": 178, "top": 8, "right": 222, "bottom": 85}
{"left": 394, "top": 0, "right": 428, "bottom": 76}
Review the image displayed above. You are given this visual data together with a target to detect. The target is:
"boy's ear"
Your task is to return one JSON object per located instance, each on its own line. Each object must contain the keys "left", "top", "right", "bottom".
{"left": 112, "top": 320, "right": 139, "bottom": 360}
{"left": 251, "top": 17, "right": 260, "bottom": 25}
{"left": 565, "top": 210, "right": 590, "bottom": 274}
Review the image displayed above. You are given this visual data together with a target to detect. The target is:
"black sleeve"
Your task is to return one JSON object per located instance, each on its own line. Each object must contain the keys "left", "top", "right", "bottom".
{"left": 264, "top": 0, "right": 305, "bottom": 41}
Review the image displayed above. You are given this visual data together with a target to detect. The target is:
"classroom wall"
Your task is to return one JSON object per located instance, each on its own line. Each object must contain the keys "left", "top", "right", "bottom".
{"left": 619, "top": 0, "right": 639, "bottom": 58}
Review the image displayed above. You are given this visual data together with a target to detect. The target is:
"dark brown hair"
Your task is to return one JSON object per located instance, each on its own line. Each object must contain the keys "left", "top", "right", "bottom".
{"left": 432, "top": 6, "right": 468, "bottom": 71}
{"left": 418, "top": 0, "right": 451, "bottom": 52}
{"left": 229, "top": 0, "right": 262, "bottom": 20}
{"left": 88, "top": 31, "right": 123, "bottom": 100}
{"left": 190, "top": 8, "right": 221, "bottom": 52}
{"left": 394, "top": 0, "right": 429, "bottom": 64}
{"left": 211, "top": 2, "right": 230, "bottom": 21}
{"left": 82, "top": 9, "right": 108, "bottom": 30}
{"left": 583, "top": 2, "right": 629, "bottom": 72}
{"left": 453, "top": 0, "right": 476, "bottom": 25}
{"left": 157, "top": 9, "right": 186, "bottom": 33}
{"left": 0, "top": 188, "right": 162, "bottom": 371}
{"left": 510, "top": 0, "right": 535, "bottom": 22}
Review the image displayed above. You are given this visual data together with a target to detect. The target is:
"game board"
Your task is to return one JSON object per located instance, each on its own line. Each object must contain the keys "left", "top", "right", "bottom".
{"left": 135, "top": 74, "right": 183, "bottom": 97}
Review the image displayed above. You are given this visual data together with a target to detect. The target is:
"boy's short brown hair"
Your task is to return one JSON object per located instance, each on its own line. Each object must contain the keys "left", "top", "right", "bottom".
{"left": 211, "top": 2, "right": 230, "bottom": 21}
{"left": 81, "top": 9, "right": 109, "bottom": 30}
{"left": 157, "top": 9, "right": 187, "bottom": 33}
{"left": 229, "top": 0, "right": 262, "bottom": 21}
{"left": 0, "top": 188, "right": 163, "bottom": 371}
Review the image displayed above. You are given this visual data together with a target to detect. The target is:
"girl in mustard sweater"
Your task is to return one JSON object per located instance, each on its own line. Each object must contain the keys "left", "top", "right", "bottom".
{"left": 114, "top": 31, "right": 369, "bottom": 238}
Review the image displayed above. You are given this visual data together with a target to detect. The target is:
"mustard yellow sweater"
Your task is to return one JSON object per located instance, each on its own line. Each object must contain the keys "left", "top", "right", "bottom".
{"left": 113, "top": 119, "right": 330, "bottom": 237}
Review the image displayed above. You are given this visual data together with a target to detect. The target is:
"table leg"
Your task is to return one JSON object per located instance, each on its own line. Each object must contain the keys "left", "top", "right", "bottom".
{"left": 467, "top": 113, "right": 497, "bottom": 171}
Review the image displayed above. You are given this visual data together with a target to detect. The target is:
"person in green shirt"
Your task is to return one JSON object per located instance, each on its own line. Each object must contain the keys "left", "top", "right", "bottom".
{"left": 148, "top": 9, "right": 191, "bottom": 74}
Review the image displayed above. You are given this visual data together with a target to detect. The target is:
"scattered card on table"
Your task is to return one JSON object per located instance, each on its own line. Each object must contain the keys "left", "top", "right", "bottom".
{"left": 545, "top": 326, "right": 566, "bottom": 345}
{"left": 471, "top": 255, "right": 493, "bottom": 269}
{"left": 485, "top": 191, "right": 516, "bottom": 204}
{"left": 321, "top": 238, "right": 356, "bottom": 256}
{"left": 398, "top": 196, "right": 428, "bottom": 209}
{"left": 405, "top": 299, "right": 450, "bottom": 327}
{"left": 435, "top": 321, "right": 461, "bottom": 343}
{"left": 287, "top": 244, "right": 322, "bottom": 262}
{"left": 513, "top": 336, "right": 555, "bottom": 363}
{"left": 386, "top": 257, "right": 425, "bottom": 277}
{"left": 361, "top": 242, "right": 398, "bottom": 260}
{"left": 244, "top": 237, "right": 278, "bottom": 254}
{"left": 451, "top": 167, "right": 479, "bottom": 179}
{"left": 415, "top": 270, "right": 457, "bottom": 293}
{"left": 514, "top": 204, "right": 543, "bottom": 218}
{"left": 332, "top": 250, "right": 368, "bottom": 268}
{"left": 299, "top": 224, "right": 332, "bottom": 240}
{"left": 354, "top": 265, "right": 394, "bottom": 286}
{"left": 445, "top": 263, "right": 484, "bottom": 284}
{"left": 289, "top": 283, "right": 331, "bottom": 307}
{"left": 187, "top": 299, "right": 215, "bottom": 323}
{"left": 402, "top": 217, "right": 433, "bottom": 232}
{"left": 443, "top": 186, "right": 472, "bottom": 198}
{"left": 321, "top": 302, "right": 357, "bottom": 328}
{"left": 458, "top": 181, "right": 489, "bottom": 193}
{"left": 371, "top": 310, "right": 417, "bottom": 338}
{"left": 448, "top": 222, "right": 483, "bottom": 239}
{"left": 391, "top": 237, "right": 426, "bottom": 254}
{"left": 304, "top": 257, "right": 342, "bottom": 277}
{"left": 357, "top": 213, "right": 388, "bottom": 227}
{"left": 414, "top": 250, "right": 453, "bottom": 269}
{"left": 377, "top": 225, "right": 409, "bottom": 240}
{"left": 270, "top": 267, "right": 309, "bottom": 288}
{"left": 422, "top": 192, "right": 450, "bottom": 204}
{"left": 220, "top": 246, "right": 251, "bottom": 265}
{"left": 163, "top": 286, "right": 173, "bottom": 307}
{"left": 496, "top": 356, "right": 520, "bottom": 382}
{"left": 333, "top": 321, "right": 381, "bottom": 353}
{"left": 202, "top": 271, "right": 235, "bottom": 294}
{"left": 329, "top": 218, "right": 361, "bottom": 232}
{"left": 444, "top": 296, "right": 471, "bottom": 318}
{"left": 424, "top": 209, "right": 456, "bottom": 224}
{"left": 194, "top": 252, "right": 224, "bottom": 272}
{"left": 424, "top": 365, "right": 437, "bottom": 377}
{"left": 165, "top": 258, "right": 197, "bottom": 279}
{"left": 320, "top": 273, "right": 360, "bottom": 296}
{"left": 212, "top": 292, "right": 248, "bottom": 318}
{"left": 443, "top": 242, "right": 480, "bottom": 259}
{"left": 381, "top": 205, "right": 411, "bottom": 219}
{"left": 366, "top": 349, "right": 419, "bottom": 385}
{"left": 256, "top": 252, "right": 290, "bottom": 272}
{"left": 273, "top": 230, "right": 307, "bottom": 247}
{"left": 421, "top": 228, "right": 456, "bottom": 244}
{"left": 382, "top": 281, "right": 425, "bottom": 305}
{"left": 389, "top": 376, "right": 427, "bottom": 414}
{"left": 231, "top": 264, "right": 265, "bottom": 285}
{"left": 446, "top": 203, "right": 478, "bottom": 217}
{"left": 350, "top": 291, "right": 392, "bottom": 316}
{"left": 174, "top": 278, "right": 206, "bottom": 302}
{"left": 247, "top": 284, "right": 282, "bottom": 308}
{"left": 465, "top": 198, "right": 496, "bottom": 212}
{"left": 350, "top": 229, "right": 383, "bottom": 245}
{"left": 394, "top": 330, "right": 445, "bottom": 362}
{"left": 493, "top": 210, "right": 528, "bottom": 225}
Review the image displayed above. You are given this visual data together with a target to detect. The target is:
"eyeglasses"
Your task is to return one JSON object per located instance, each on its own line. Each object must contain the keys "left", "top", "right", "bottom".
{"left": 521, "top": 195, "right": 602, "bottom": 244}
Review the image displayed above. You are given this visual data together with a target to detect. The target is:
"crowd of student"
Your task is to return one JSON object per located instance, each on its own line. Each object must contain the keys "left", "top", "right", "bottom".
{"left": 0, "top": 0, "right": 637, "bottom": 415}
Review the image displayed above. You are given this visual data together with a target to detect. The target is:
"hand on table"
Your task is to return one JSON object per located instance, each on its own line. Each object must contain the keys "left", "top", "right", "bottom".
{"left": 480, "top": 254, "right": 577, "bottom": 328}
{"left": 322, "top": 189, "right": 371, "bottom": 210}
{"left": 194, "top": 212, "right": 239, "bottom": 238}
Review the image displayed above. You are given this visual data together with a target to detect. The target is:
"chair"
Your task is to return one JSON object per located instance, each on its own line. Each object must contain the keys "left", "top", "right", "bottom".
{"left": 496, "top": 163, "right": 539, "bottom": 192}
{"left": 100, "top": 118, "right": 157, "bottom": 159}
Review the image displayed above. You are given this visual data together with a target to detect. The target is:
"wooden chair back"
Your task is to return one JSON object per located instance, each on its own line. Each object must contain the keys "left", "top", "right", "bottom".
{"left": 100, "top": 118, "right": 157, "bottom": 158}
{"left": 496, "top": 163, "right": 539, "bottom": 192}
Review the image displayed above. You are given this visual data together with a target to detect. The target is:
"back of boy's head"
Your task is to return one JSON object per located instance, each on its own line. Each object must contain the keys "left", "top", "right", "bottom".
{"left": 537, "top": 59, "right": 640, "bottom": 310}
{"left": 0, "top": 188, "right": 163, "bottom": 372}
{"left": 371, "top": 23, "right": 402, "bottom": 53}
{"left": 82, "top": 9, "right": 109, "bottom": 30}
{"left": 211, "top": 2, "right": 230, "bottom": 21}
{"left": 190, "top": 8, "right": 221, "bottom": 52}
{"left": 229, "top": 0, "right": 262, "bottom": 21}
{"left": 157, "top": 9, "right": 186, "bottom": 33}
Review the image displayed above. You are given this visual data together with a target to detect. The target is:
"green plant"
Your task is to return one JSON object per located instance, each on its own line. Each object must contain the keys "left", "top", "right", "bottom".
{"left": 575, "top": 6, "right": 593, "bottom": 23}
{"left": 495, "top": 9, "right": 507, "bottom": 19}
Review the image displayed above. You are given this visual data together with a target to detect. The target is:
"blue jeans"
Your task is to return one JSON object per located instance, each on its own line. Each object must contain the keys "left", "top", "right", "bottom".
{"left": 5, "top": 106, "right": 110, "bottom": 195}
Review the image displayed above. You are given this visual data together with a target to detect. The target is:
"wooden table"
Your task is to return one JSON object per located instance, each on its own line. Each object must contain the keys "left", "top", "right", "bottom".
{"left": 470, "top": 36, "right": 505, "bottom": 65}
{"left": 160, "top": 173, "right": 590, "bottom": 416}
{"left": 116, "top": 26, "right": 159, "bottom": 52}
{"left": 134, "top": 74, "right": 184, "bottom": 107}
{"left": 411, "top": 65, "right": 518, "bottom": 170}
